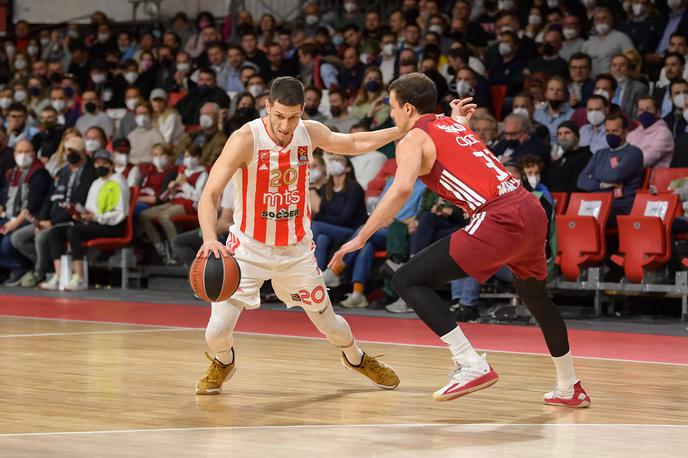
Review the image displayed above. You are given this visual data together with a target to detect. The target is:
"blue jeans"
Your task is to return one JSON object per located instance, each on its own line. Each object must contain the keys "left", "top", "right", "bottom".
{"left": 344, "top": 227, "right": 388, "bottom": 285}
{"left": 451, "top": 266, "right": 514, "bottom": 306}
{"left": 0, "top": 221, "right": 30, "bottom": 273}
{"left": 311, "top": 221, "right": 356, "bottom": 270}
{"left": 410, "top": 211, "right": 460, "bottom": 255}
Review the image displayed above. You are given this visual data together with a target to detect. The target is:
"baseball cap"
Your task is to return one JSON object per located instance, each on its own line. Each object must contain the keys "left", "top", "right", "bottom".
{"left": 150, "top": 88, "right": 168, "bottom": 101}
{"left": 93, "top": 149, "right": 113, "bottom": 163}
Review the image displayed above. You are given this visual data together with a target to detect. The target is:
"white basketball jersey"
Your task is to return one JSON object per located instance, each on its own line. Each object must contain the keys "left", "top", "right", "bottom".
{"left": 232, "top": 117, "right": 313, "bottom": 246}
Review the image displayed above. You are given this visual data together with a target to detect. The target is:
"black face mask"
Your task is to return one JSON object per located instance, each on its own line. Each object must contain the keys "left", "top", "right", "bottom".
{"left": 549, "top": 99, "right": 563, "bottom": 110}
{"left": 84, "top": 102, "right": 97, "bottom": 113}
{"left": 305, "top": 106, "right": 319, "bottom": 116}
{"left": 67, "top": 152, "right": 81, "bottom": 164}
{"left": 95, "top": 166, "right": 110, "bottom": 177}
{"left": 504, "top": 139, "right": 520, "bottom": 149}
{"left": 542, "top": 43, "right": 555, "bottom": 57}
{"left": 330, "top": 105, "right": 343, "bottom": 117}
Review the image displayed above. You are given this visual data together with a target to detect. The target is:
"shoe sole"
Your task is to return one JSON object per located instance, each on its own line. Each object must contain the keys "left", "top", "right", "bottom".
{"left": 195, "top": 365, "right": 236, "bottom": 395}
{"left": 543, "top": 398, "right": 591, "bottom": 408}
{"left": 433, "top": 373, "right": 499, "bottom": 402}
{"left": 342, "top": 361, "right": 400, "bottom": 390}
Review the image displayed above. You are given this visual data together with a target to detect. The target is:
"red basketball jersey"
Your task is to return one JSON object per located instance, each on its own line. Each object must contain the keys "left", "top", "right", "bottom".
{"left": 413, "top": 114, "right": 521, "bottom": 216}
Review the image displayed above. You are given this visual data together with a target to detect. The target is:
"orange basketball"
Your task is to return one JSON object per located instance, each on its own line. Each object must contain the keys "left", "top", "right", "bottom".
{"left": 189, "top": 254, "right": 241, "bottom": 302}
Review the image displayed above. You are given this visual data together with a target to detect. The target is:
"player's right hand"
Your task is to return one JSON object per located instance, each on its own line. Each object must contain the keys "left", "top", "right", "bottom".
{"left": 198, "top": 240, "right": 230, "bottom": 259}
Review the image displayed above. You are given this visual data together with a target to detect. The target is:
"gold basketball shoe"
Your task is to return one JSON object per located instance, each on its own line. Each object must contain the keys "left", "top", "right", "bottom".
{"left": 342, "top": 352, "right": 400, "bottom": 390}
{"left": 195, "top": 351, "right": 236, "bottom": 395}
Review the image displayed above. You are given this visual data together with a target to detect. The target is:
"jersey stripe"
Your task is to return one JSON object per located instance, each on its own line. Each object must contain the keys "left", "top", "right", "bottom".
{"left": 295, "top": 161, "right": 309, "bottom": 242}
{"left": 239, "top": 166, "right": 248, "bottom": 234}
{"left": 441, "top": 170, "right": 486, "bottom": 205}
{"left": 274, "top": 148, "right": 292, "bottom": 246}
{"left": 440, "top": 177, "right": 478, "bottom": 210}
{"left": 252, "top": 150, "right": 271, "bottom": 243}
{"left": 466, "top": 211, "right": 486, "bottom": 235}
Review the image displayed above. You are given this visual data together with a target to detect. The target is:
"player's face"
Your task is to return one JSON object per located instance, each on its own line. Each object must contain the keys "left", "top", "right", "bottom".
{"left": 266, "top": 100, "right": 303, "bottom": 145}
{"left": 389, "top": 91, "right": 412, "bottom": 132}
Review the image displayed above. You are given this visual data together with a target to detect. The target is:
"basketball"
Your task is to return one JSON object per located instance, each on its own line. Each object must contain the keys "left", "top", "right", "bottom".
{"left": 189, "top": 254, "right": 241, "bottom": 302}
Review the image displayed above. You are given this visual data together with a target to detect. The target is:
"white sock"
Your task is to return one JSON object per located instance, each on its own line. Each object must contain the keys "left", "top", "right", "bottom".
{"left": 552, "top": 351, "right": 576, "bottom": 392}
{"left": 441, "top": 326, "right": 481, "bottom": 366}
{"left": 215, "top": 348, "right": 234, "bottom": 365}
{"left": 342, "top": 341, "right": 364, "bottom": 366}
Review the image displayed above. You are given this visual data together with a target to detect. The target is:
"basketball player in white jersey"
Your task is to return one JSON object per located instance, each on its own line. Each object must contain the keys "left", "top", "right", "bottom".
{"left": 194, "top": 77, "right": 402, "bottom": 394}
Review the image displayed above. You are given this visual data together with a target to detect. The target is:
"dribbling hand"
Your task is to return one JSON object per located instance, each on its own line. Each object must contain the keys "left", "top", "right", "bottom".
{"left": 198, "top": 240, "right": 231, "bottom": 259}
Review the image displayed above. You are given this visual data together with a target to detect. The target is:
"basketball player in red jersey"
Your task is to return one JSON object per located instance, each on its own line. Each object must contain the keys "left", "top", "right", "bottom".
{"left": 194, "top": 77, "right": 401, "bottom": 395}
{"left": 330, "top": 73, "right": 590, "bottom": 407}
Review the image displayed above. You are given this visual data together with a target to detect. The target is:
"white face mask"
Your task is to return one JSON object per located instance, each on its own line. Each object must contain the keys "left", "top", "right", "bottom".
{"left": 124, "top": 71, "right": 138, "bottom": 84}
{"left": 135, "top": 114, "right": 150, "bottom": 128}
{"left": 562, "top": 27, "right": 578, "bottom": 40}
{"left": 674, "top": 93, "right": 686, "bottom": 109}
{"left": 176, "top": 62, "right": 190, "bottom": 74}
{"left": 309, "top": 168, "right": 323, "bottom": 183}
{"left": 0, "top": 97, "right": 12, "bottom": 109}
{"left": 528, "top": 15, "right": 542, "bottom": 26}
{"left": 547, "top": 0, "right": 559, "bottom": 8}
{"left": 102, "top": 88, "right": 113, "bottom": 102}
{"left": 40, "top": 37, "right": 50, "bottom": 47}
{"left": 259, "top": 107, "right": 268, "bottom": 118}
{"left": 632, "top": 3, "right": 646, "bottom": 17}
{"left": 512, "top": 107, "right": 530, "bottom": 118}
{"left": 153, "top": 155, "right": 169, "bottom": 170}
{"left": 455, "top": 79, "right": 472, "bottom": 97}
{"left": 382, "top": 43, "right": 396, "bottom": 56}
{"left": 14, "top": 59, "right": 26, "bottom": 70}
{"left": 248, "top": 84, "right": 264, "bottom": 97}
{"left": 527, "top": 174, "right": 540, "bottom": 189}
{"left": 594, "top": 88, "right": 610, "bottom": 101}
{"left": 587, "top": 110, "right": 606, "bottom": 126}
{"left": 499, "top": 0, "right": 514, "bottom": 10}
{"left": 498, "top": 42, "right": 512, "bottom": 56}
{"left": 14, "top": 90, "right": 27, "bottom": 102}
{"left": 85, "top": 139, "right": 102, "bottom": 152}
{"left": 91, "top": 73, "right": 106, "bottom": 85}
{"left": 328, "top": 160, "right": 346, "bottom": 176}
{"left": 595, "top": 23, "right": 610, "bottom": 35}
{"left": 305, "top": 15, "right": 319, "bottom": 26}
{"left": 68, "top": 29, "right": 79, "bottom": 39}
{"left": 344, "top": 2, "right": 356, "bottom": 13}
{"left": 113, "top": 152, "right": 128, "bottom": 167}
{"left": 199, "top": 114, "right": 215, "bottom": 129}
{"left": 126, "top": 98, "right": 138, "bottom": 111}
{"left": 183, "top": 156, "right": 200, "bottom": 169}
{"left": 14, "top": 153, "right": 32, "bottom": 168}
{"left": 428, "top": 24, "right": 443, "bottom": 35}
{"left": 98, "top": 33, "right": 110, "bottom": 43}
{"left": 27, "top": 45, "right": 39, "bottom": 56}
{"left": 51, "top": 99, "right": 66, "bottom": 112}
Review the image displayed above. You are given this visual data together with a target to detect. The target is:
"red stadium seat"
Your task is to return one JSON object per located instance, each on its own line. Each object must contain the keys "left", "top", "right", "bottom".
{"left": 490, "top": 85, "right": 507, "bottom": 122}
{"left": 551, "top": 192, "right": 568, "bottom": 215}
{"left": 170, "top": 213, "right": 200, "bottom": 230}
{"left": 650, "top": 168, "right": 688, "bottom": 193}
{"left": 555, "top": 192, "right": 612, "bottom": 281}
{"left": 640, "top": 167, "right": 652, "bottom": 190}
{"left": 611, "top": 193, "right": 679, "bottom": 283}
{"left": 83, "top": 187, "right": 140, "bottom": 288}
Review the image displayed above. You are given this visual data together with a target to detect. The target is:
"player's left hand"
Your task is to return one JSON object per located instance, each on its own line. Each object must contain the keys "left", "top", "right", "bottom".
{"left": 450, "top": 97, "right": 477, "bottom": 125}
{"left": 328, "top": 236, "right": 365, "bottom": 271}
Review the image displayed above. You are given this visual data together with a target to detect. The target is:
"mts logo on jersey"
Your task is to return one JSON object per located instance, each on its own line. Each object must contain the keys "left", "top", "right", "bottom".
{"left": 263, "top": 189, "right": 301, "bottom": 206}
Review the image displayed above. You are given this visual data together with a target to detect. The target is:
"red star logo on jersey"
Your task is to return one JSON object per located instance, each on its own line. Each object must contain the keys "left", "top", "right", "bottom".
{"left": 298, "top": 146, "right": 309, "bottom": 164}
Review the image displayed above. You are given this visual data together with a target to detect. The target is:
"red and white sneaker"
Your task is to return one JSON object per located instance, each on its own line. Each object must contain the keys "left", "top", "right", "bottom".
{"left": 432, "top": 354, "right": 499, "bottom": 402}
{"left": 544, "top": 380, "right": 591, "bottom": 408}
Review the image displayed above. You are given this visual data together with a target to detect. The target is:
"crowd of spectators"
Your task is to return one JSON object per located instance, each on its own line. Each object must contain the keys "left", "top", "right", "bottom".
{"left": 1, "top": 0, "right": 688, "bottom": 318}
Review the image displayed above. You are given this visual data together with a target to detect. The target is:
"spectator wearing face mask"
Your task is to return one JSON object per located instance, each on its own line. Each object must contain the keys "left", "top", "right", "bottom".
{"left": 324, "top": 88, "right": 358, "bottom": 134}
{"left": 115, "top": 86, "right": 142, "bottom": 140}
{"left": 579, "top": 95, "right": 610, "bottom": 154}
{"left": 509, "top": 93, "right": 535, "bottom": 122}
{"left": 139, "top": 144, "right": 207, "bottom": 264}
{"left": 654, "top": 53, "right": 685, "bottom": 117}
{"left": 49, "top": 87, "right": 79, "bottom": 129}
{"left": 546, "top": 121, "right": 592, "bottom": 193}
{"left": 302, "top": 85, "right": 326, "bottom": 123}
{"left": 609, "top": 54, "right": 648, "bottom": 116}
{"left": 627, "top": 96, "right": 674, "bottom": 168}
{"left": 127, "top": 102, "right": 164, "bottom": 165}
{"left": 224, "top": 93, "right": 259, "bottom": 136}
{"left": 351, "top": 67, "right": 390, "bottom": 127}
{"left": 665, "top": 79, "right": 688, "bottom": 137}
{"left": 619, "top": 0, "right": 662, "bottom": 59}
{"left": 39, "top": 149, "right": 128, "bottom": 292}
{"left": 12, "top": 136, "right": 96, "bottom": 288}
{"left": 135, "top": 142, "right": 177, "bottom": 217}
{"left": 577, "top": 113, "right": 644, "bottom": 222}
{"left": 87, "top": 62, "right": 116, "bottom": 109}
{"left": 534, "top": 77, "right": 574, "bottom": 145}
{"left": 111, "top": 138, "right": 143, "bottom": 187}
{"left": 175, "top": 102, "right": 227, "bottom": 165}
{"left": 519, "top": 154, "right": 553, "bottom": 204}
{"left": 451, "top": 67, "right": 492, "bottom": 112}
{"left": 175, "top": 68, "right": 231, "bottom": 125}
{"left": 492, "top": 113, "right": 551, "bottom": 166}
{"left": 0, "top": 88, "right": 14, "bottom": 121}
{"left": 561, "top": 14, "right": 585, "bottom": 62}
{"left": 44, "top": 128, "right": 81, "bottom": 177}
{"left": 149, "top": 89, "right": 184, "bottom": 147}
{"left": 75, "top": 90, "right": 114, "bottom": 138}
{"left": 581, "top": 7, "right": 635, "bottom": 77}
{"left": 489, "top": 31, "right": 525, "bottom": 97}
{"left": 6, "top": 103, "right": 38, "bottom": 149}
{"left": 525, "top": 30, "right": 569, "bottom": 79}
{"left": 193, "top": 42, "right": 229, "bottom": 91}
{"left": 0, "top": 140, "right": 51, "bottom": 285}
{"left": 377, "top": 32, "right": 398, "bottom": 86}
{"left": 161, "top": 52, "right": 197, "bottom": 94}
{"left": 31, "top": 106, "right": 65, "bottom": 162}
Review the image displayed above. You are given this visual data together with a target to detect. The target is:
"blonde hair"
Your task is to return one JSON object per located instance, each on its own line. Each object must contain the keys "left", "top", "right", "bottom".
{"left": 53, "top": 128, "right": 82, "bottom": 170}
{"left": 354, "top": 66, "right": 385, "bottom": 107}
{"left": 152, "top": 142, "right": 174, "bottom": 157}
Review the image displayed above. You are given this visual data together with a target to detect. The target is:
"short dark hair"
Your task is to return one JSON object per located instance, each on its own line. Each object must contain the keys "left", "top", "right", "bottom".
{"left": 187, "top": 143, "right": 203, "bottom": 158}
{"left": 670, "top": 78, "right": 688, "bottom": 95}
{"left": 595, "top": 73, "right": 618, "bottom": 92}
{"left": 518, "top": 154, "right": 545, "bottom": 172}
{"left": 569, "top": 52, "right": 591, "bottom": 67}
{"left": 8, "top": 103, "right": 27, "bottom": 114}
{"left": 304, "top": 85, "right": 322, "bottom": 100}
{"left": 605, "top": 112, "right": 628, "bottom": 130}
{"left": 587, "top": 94, "right": 610, "bottom": 108}
{"left": 388, "top": 72, "right": 437, "bottom": 115}
{"left": 665, "top": 51, "right": 686, "bottom": 67}
{"left": 269, "top": 76, "right": 304, "bottom": 106}
{"left": 206, "top": 41, "right": 225, "bottom": 52}
{"left": 198, "top": 67, "right": 216, "bottom": 79}
{"left": 298, "top": 42, "right": 320, "bottom": 58}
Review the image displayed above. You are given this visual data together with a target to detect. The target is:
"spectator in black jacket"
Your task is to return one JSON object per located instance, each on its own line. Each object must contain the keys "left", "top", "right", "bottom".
{"left": 32, "top": 106, "right": 65, "bottom": 162}
{"left": 10, "top": 136, "right": 95, "bottom": 287}
{"left": 491, "top": 113, "right": 551, "bottom": 169}
{"left": 0, "top": 125, "right": 13, "bottom": 188}
{"left": 175, "top": 67, "right": 231, "bottom": 125}
{"left": 546, "top": 121, "right": 592, "bottom": 193}
{"left": 0, "top": 140, "right": 51, "bottom": 284}
{"left": 671, "top": 127, "right": 688, "bottom": 167}
{"left": 310, "top": 155, "right": 367, "bottom": 270}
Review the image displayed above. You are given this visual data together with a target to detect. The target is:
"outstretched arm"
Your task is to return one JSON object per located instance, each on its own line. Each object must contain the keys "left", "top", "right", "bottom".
{"left": 197, "top": 126, "right": 253, "bottom": 258}
{"left": 328, "top": 130, "right": 424, "bottom": 270}
{"left": 305, "top": 119, "right": 402, "bottom": 156}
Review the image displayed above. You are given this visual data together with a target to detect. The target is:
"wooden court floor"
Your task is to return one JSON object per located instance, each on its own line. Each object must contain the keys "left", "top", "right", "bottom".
{"left": 0, "top": 316, "right": 687, "bottom": 457}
